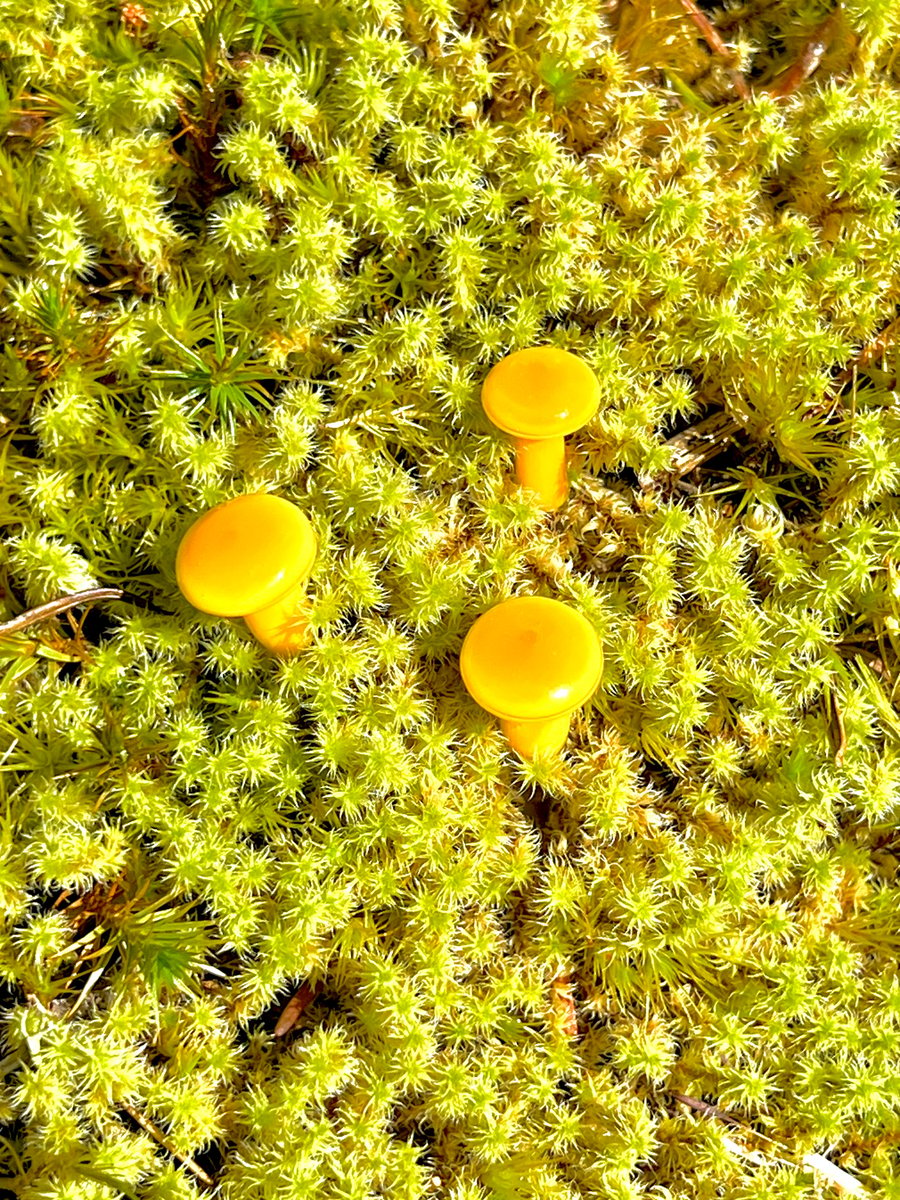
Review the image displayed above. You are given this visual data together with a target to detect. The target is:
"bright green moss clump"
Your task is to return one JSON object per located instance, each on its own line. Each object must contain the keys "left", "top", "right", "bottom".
{"left": 2, "top": 0, "right": 900, "bottom": 1196}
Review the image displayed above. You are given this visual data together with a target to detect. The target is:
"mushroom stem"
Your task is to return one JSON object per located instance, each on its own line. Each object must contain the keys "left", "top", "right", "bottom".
{"left": 513, "top": 435, "right": 568, "bottom": 510}
{"left": 244, "top": 579, "right": 312, "bottom": 656}
{"left": 500, "top": 712, "right": 572, "bottom": 759}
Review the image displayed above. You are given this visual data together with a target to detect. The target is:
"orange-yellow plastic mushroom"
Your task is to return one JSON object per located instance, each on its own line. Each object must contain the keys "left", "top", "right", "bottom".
{"left": 459, "top": 595, "right": 603, "bottom": 759}
{"left": 481, "top": 346, "right": 601, "bottom": 511}
{"left": 176, "top": 493, "right": 318, "bottom": 656}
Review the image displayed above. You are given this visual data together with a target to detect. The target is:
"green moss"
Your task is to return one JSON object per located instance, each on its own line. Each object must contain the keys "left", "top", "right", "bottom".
{"left": 1, "top": 0, "right": 900, "bottom": 1196}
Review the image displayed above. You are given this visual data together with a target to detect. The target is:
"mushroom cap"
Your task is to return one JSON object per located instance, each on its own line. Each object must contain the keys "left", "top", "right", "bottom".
{"left": 459, "top": 595, "right": 603, "bottom": 723}
{"left": 176, "top": 494, "right": 317, "bottom": 617}
{"left": 481, "top": 346, "right": 601, "bottom": 439}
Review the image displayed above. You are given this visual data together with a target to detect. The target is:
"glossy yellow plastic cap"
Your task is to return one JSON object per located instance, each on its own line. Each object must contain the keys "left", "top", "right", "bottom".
{"left": 459, "top": 595, "right": 603, "bottom": 723}
{"left": 175, "top": 493, "right": 317, "bottom": 617}
{"left": 481, "top": 346, "right": 601, "bottom": 439}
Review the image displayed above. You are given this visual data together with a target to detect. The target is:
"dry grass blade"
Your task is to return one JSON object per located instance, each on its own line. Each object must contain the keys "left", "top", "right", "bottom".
{"left": 841, "top": 656, "right": 900, "bottom": 743}
{"left": 0, "top": 589, "right": 124, "bottom": 636}
{"left": 673, "top": 1092, "right": 745, "bottom": 1128}
{"left": 804, "top": 1153, "right": 870, "bottom": 1197}
{"left": 810, "top": 310, "right": 900, "bottom": 421}
{"left": 674, "top": 1094, "right": 869, "bottom": 1196}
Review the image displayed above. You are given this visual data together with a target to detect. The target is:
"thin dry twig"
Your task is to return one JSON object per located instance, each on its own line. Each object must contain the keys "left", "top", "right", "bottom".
{"left": 677, "top": 0, "right": 751, "bottom": 99}
{"left": 673, "top": 1092, "right": 745, "bottom": 1128}
{"left": 0, "top": 588, "right": 123, "bottom": 637}
{"left": 673, "top": 1093, "right": 869, "bottom": 1196}
{"left": 120, "top": 1102, "right": 215, "bottom": 1189}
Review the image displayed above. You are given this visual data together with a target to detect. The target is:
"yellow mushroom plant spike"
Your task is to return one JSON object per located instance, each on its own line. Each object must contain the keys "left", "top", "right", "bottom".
{"left": 459, "top": 595, "right": 603, "bottom": 759}
{"left": 176, "top": 493, "right": 318, "bottom": 656}
{"left": 481, "top": 346, "right": 601, "bottom": 510}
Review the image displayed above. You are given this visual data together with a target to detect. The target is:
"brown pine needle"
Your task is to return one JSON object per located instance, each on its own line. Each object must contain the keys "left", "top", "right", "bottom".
{"left": 274, "top": 981, "right": 318, "bottom": 1037}
{"left": 0, "top": 588, "right": 124, "bottom": 637}
{"left": 550, "top": 973, "right": 578, "bottom": 1038}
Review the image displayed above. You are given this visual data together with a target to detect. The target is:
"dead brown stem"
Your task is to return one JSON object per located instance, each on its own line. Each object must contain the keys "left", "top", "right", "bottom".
{"left": 0, "top": 589, "right": 124, "bottom": 637}
{"left": 678, "top": 0, "right": 751, "bottom": 99}
{"left": 832, "top": 312, "right": 900, "bottom": 391}
{"left": 823, "top": 683, "right": 847, "bottom": 766}
{"left": 766, "top": 9, "right": 843, "bottom": 98}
